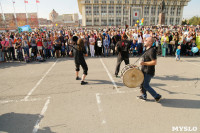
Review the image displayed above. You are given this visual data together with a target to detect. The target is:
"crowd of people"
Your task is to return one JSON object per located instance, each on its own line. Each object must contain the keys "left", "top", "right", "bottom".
{"left": 0, "top": 25, "right": 199, "bottom": 63}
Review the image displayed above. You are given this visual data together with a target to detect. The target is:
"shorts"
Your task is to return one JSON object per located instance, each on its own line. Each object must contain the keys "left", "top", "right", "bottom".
{"left": 37, "top": 46, "right": 43, "bottom": 51}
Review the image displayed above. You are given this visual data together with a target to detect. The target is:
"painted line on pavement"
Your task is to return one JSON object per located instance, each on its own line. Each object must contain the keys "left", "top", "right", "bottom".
{"left": 24, "top": 59, "right": 58, "bottom": 101}
{"left": 0, "top": 98, "right": 46, "bottom": 104}
{"left": 100, "top": 58, "right": 119, "bottom": 92}
{"left": 32, "top": 97, "right": 51, "bottom": 133}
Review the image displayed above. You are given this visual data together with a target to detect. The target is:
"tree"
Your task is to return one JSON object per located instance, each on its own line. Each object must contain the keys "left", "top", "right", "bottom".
{"left": 188, "top": 16, "right": 200, "bottom": 25}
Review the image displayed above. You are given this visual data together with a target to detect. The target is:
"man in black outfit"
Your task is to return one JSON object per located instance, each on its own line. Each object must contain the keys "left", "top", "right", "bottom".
{"left": 115, "top": 33, "right": 131, "bottom": 77}
{"left": 138, "top": 37, "right": 162, "bottom": 102}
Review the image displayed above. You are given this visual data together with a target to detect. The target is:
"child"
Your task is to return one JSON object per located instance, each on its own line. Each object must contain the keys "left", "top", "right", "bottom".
{"left": 175, "top": 46, "right": 181, "bottom": 61}
{"left": 36, "top": 53, "right": 45, "bottom": 62}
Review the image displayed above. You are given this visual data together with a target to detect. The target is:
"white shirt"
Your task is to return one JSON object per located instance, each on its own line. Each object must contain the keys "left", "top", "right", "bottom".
{"left": 138, "top": 36, "right": 143, "bottom": 44}
{"left": 143, "top": 34, "right": 151, "bottom": 40}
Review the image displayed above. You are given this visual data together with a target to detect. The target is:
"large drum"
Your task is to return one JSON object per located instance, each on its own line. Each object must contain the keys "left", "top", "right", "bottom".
{"left": 121, "top": 64, "right": 144, "bottom": 88}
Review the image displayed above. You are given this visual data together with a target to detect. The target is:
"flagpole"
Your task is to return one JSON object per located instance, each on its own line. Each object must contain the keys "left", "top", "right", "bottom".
{"left": 24, "top": 0, "right": 28, "bottom": 25}
{"left": 36, "top": 2, "right": 40, "bottom": 28}
{"left": 0, "top": 1, "right": 7, "bottom": 30}
{"left": 12, "top": 0, "right": 18, "bottom": 28}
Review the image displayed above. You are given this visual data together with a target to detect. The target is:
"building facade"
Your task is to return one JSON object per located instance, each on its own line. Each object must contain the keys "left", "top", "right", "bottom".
{"left": 49, "top": 10, "right": 79, "bottom": 27}
{"left": 77, "top": 0, "right": 191, "bottom": 27}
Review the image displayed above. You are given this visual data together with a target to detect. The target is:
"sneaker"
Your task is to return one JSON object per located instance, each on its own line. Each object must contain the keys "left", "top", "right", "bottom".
{"left": 155, "top": 95, "right": 162, "bottom": 102}
{"left": 137, "top": 96, "right": 147, "bottom": 101}
{"left": 81, "top": 81, "right": 88, "bottom": 85}
{"left": 115, "top": 75, "right": 120, "bottom": 78}
{"left": 76, "top": 77, "right": 81, "bottom": 80}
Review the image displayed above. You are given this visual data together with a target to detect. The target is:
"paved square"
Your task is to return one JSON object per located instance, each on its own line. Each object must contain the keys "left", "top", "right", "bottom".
{"left": 0, "top": 56, "right": 200, "bottom": 133}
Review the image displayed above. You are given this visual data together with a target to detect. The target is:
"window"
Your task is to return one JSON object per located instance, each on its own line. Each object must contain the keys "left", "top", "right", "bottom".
{"left": 101, "top": 5, "right": 107, "bottom": 16}
{"left": 86, "top": 18, "right": 92, "bottom": 26}
{"left": 94, "top": 0, "right": 99, "bottom": 4}
{"left": 123, "top": 5, "right": 129, "bottom": 15}
{"left": 85, "top": 0, "right": 90, "bottom": 4}
{"left": 85, "top": 5, "right": 92, "bottom": 15}
{"left": 132, "top": 0, "right": 136, "bottom": 4}
{"left": 94, "top": 18, "right": 99, "bottom": 26}
{"left": 176, "top": 18, "right": 180, "bottom": 25}
{"left": 176, "top": 6, "right": 181, "bottom": 16}
{"left": 117, "top": 0, "right": 122, "bottom": 4}
{"left": 125, "top": 0, "right": 129, "bottom": 4}
{"left": 170, "top": 6, "right": 175, "bottom": 16}
{"left": 101, "top": 18, "right": 107, "bottom": 26}
{"left": 108, "top": 5, "right": 114, "bottom": 15}
{"left": 169, "top": 18, "right": 174, "bottom": 25}
{"left": 151, "top": 6, "right": 156, "bottom": 16}
{"left": 164, "top": 6, "right": 169, "bottom": 16}
{"left": 109, "top": 18, "right": 114, "bottom": 26}
{"left": 165, "top": 18, "right": 168, "bottom": 25}
{"left": 93, "top": 5, "right": 99, "bottom": 15}
{"left": 116, "top": 5, "right": 121, "bottom": 15}
{"left": 110, "top": 0, "right": 114, "bottom": 4}
{"left": 147, "top": 0, "right": 151, "bottom": 4}
{"left": 144, "top": 6, "right": 149, "bottom": 16}
{"left": 102, "top": 0, "right": 106, "bottom": 4}
{"left": 150, "top": 17, "right": 155, "bottom": 25}
{"left": 116, "top": 17, "right": 121, "bottom": 25}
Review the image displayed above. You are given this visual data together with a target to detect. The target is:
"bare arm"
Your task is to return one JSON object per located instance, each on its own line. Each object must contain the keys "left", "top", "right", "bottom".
{"left": 141, "top": 60, "right": 157, "bottom": 66}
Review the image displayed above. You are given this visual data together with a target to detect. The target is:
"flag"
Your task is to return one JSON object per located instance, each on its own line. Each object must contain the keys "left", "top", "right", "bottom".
{"left": 133, "top": 11, "right": 139, "bottom": 18}
{"left": 36, "top": 0, "right": 40, "bottom": 3}
{"left": 24, "top": 0, "right": 28, "bottom": 3}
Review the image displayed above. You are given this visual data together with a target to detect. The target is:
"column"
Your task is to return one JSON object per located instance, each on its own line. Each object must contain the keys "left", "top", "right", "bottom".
{"left": 155, "top": 5, "right": 158, "bottom": 25}
{"left": 99, "top": 4, "right": 101, "bottom": 26}
{"left": 149, "top": 5, "right": 151, "bottom": 25}
{"left": 174, "top": 5, "right": 177, "bottom": 25}
{"left": 92, "top": 4, "right": 94, "bottom": 26}
{"left": 114, "top": 4, "right": 116, "bottom": 26}
{"left": 107, "top": 4, "right": 109, "bottom": 26}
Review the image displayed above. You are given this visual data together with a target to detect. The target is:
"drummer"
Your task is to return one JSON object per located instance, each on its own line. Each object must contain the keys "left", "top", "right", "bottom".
{"left": 114, "top": 33, "right": 131, "bottom": 77}
{"left": 138, "top": 37, "right": 162, "bottom": 102}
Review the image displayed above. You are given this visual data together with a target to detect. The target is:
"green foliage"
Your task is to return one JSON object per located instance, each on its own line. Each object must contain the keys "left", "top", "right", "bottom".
{"left": 188, "top": 16, "right": 200, "bottom": 25}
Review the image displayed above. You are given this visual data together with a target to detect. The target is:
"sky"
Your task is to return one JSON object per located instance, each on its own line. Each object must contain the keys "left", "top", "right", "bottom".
{"left": 0, "top": 0, "right": 199, "bottom": 20}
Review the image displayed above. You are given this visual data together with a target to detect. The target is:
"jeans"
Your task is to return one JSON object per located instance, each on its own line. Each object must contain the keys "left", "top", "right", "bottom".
{"left": 176, "top": 54, "right": 180, "bottom": 60}
{"left": 0, "top": 50, "right": 4, "bottom": 61}
{"left": 161, "top": 45, "right": 166, "bottom": 57}
{"left": 104, "top": 46, "right": 109, "bottom": 56}
{"left": 141, "top": 74, "right": 160, "bottom": 99}
{"left": 23, "top": 47, "right": 29, "bottom": 57}
{"left": 90, "top": 45, "right": 95, "bottom": 57}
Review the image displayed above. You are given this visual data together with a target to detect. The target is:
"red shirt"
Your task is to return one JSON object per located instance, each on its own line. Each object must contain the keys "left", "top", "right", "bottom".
{"left": 36, "top": 38, "right": 43, "bottom": 46}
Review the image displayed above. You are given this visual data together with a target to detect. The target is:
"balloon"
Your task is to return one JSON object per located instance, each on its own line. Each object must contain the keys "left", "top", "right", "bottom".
{"left": 56, "top": 24, "right": 58, "bottom": 26}
{"left": 191, "top": 47, "right": 199, "bottom": 53}
{"left": 137, "top": 20, "right": 139, "bottom": 23}
{"left": 141, "top": 23, "right": 143, "bottom": 25}
{"left": 135, "top": 24, "right": 137, "bottom": 27}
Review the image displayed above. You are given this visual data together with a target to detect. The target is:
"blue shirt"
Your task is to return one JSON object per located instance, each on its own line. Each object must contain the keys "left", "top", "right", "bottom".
{"left": 176, "top": 49, "right": 180, "bottom": 55}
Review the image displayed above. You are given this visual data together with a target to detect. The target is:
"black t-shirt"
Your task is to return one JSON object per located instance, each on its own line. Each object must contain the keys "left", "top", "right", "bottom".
{"left": 116, "top": 39, "right": 131, "bottom": 58}
{"left": 141, "top": 47, "right": 157, "bottom": 76}
{"left": 71, "top": 45, "right": 87, "bottom": 64}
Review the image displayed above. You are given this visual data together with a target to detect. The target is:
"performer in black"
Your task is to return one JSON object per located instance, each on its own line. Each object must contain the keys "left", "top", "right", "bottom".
{"left": 138, "top": 37, "right": 162, "bottom": 102}
{"left": 69, "top": 37, "right": 88, "bottom": 85}
{"left": 115, "top": 33, "right": 131, "bottom": 77}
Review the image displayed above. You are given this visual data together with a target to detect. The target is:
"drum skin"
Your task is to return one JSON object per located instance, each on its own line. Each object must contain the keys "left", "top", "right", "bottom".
{"left": 122, "top": 67, "right": 144, "bottom": 88}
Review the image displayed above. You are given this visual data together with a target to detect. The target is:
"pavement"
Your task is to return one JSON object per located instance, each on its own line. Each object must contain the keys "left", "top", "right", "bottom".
{"left": 0, "top": 56, "right": 200, "bottom": 133}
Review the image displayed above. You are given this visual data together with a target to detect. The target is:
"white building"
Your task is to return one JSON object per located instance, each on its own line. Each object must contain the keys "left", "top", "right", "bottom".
{"left": 77, "top": 0, "right": 191, "bottom": 27}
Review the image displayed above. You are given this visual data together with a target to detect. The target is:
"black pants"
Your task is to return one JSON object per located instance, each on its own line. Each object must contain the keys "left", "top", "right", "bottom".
{"left": 75, "top": 60, "right": 88, "bottom": 75}
{"left": 96, "top": 46, "right": 102, "bottom": 56}
{"left": 8, "top": 47, "right": 15, "bottom": 60}
{"left": 115, "top": 56, "right": 129, "bottom": 76}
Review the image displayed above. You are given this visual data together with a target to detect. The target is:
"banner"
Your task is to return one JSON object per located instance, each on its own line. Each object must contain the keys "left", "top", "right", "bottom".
{"left": 196, "top": 36, "right": 200, "bottom": 49}
{"left": 18, "top": 25, "right": 32, "bottom": 33}
{"left": 28, "top": 13, "right": 38, "bottom": 27}
{"left": 133, "top": 11, "right": 139, "bottom": 18}
{"left": 4, "top": 13, "right": 16, "bottom": 28}
{"left": 16, "top": 13, "right": 27, "bottom": 27}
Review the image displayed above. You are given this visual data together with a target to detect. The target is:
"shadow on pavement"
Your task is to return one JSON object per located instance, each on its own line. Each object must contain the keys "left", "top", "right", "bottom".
{"left": 154, "top": 75, "right": 198, "bottom": 81}
{"left": 0, "top": 112, "right": 55, "bottom": 133}
{"left": 87, "top": 79, "right": 124, "bottom": 87}
{"left": 160, "top": 99, "right": 200, "bottom": 109}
